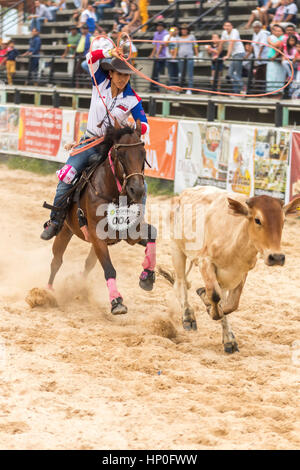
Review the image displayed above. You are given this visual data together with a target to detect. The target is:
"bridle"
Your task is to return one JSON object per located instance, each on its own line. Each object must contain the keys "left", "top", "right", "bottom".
{"left": 109, "top": 139, "right": 149, "bottom": 195}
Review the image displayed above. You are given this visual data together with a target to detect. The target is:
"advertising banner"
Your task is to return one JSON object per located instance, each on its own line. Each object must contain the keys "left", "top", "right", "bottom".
{"left": 74, "top": 111, "right": 89, "bottom": 143}
{"left": 18, "top": 107, "right": 63, "bottom": 158}
{"left": 143, "top": 117, "right": 177, "bottom": 180}
{"left": 290, "top": 131, "right": 300, "bottom": 200}
{"left": 174, "top": 120, "right": 202, "bottom": 193}
{"left": 253, "top": 127, "right": 289, "bottom": 200}
{"left": 226, "top": 124, "right": 255, "bottom": 196}
{"left": 0, "top": 106, "right": 20, "bottom": 153}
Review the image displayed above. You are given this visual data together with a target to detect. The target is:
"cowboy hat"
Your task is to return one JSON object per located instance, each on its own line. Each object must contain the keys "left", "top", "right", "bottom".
{"left": 101, "top": 57, "right": 134, "bottom": 75}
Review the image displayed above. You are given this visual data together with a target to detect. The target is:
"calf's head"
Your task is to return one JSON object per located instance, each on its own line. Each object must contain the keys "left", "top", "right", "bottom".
{"left": 228, "top": 195, "right": 300, "bottom": 266}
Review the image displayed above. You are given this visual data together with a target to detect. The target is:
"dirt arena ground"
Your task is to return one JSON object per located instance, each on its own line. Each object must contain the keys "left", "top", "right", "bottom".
{"left": 0, "top": 164, "right": 299, "bottom": 450}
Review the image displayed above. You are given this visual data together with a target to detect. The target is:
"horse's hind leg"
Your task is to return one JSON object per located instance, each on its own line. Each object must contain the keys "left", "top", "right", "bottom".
{"left": 82, "top": 246, "right": 97, "bottom": 279}
{"left": 48, "top": 224, "right": 73, "bottom": 288}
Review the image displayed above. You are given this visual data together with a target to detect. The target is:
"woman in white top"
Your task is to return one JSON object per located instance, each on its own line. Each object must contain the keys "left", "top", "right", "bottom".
{"left": 177, "top": 23, "right": 198, "bottom": 93}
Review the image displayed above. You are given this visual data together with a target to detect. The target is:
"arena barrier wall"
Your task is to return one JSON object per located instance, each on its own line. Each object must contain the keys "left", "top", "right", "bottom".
{"left": 0, "top": 104, "right": 298, "bottom": 202}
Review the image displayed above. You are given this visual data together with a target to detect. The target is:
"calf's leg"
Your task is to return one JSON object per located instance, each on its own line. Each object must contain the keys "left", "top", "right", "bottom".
{"left": 199, "top": 257, "right": 223, "bottom": 320}
{"left": 172, "top": 243, "right": 197, "bottom": 331}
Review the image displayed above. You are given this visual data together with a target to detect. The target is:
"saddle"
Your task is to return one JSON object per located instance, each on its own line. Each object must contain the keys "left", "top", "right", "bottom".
{"left": 43, "top": 156, "right": 105, "bottom": 240}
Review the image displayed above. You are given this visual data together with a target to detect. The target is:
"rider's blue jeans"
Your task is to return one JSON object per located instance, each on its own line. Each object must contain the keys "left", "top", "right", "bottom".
{"left": 51, "top": 138, "right": 147, "bottom": 219}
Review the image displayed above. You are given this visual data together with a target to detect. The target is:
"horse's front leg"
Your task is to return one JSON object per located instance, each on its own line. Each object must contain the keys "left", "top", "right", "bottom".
{"left": 139, "top": 223, "right": 157, "bottom": 292}
{"left": 91, "top": 238, "right": 127, "bottom": 315}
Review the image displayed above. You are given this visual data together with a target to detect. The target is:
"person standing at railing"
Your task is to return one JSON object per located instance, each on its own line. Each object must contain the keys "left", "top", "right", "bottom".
{"left": 163, "top": 26, "right": 180, "bottom": 88}
{"left": 206, "top": 33, "right": 225, "bottom": 91}
{"left": 251, "top": 20, "right": 270, "bottom": 93}
{"left": 149, "top": 21, "right": 168, "bottom": 92}
{"left": 177, "top": 23, "right": 197, "bottom": 94}
{"left": 75, "top": 24, "right": 92, "bottom": 86}
{"left": 28, "top": 0, "right": 52, "bottom": 32}
{"left": 281, "top": 34, "right": 297, "bottom": 79}
{"left": 266, "top": 23, "right": 285, "bottom": 94}
{"left": 5, "top": 40, "right": 19, "bottom": 85}
{"left": 219, "top": 21, "right": 245, "bottom": 94}
{"left": 22, "top": 28, "right": 42, "bottom": 86}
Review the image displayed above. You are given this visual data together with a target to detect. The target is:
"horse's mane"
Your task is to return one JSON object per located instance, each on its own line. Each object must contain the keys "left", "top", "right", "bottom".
{"left": 103, "top": 125, "right": 135, "bottom": 148}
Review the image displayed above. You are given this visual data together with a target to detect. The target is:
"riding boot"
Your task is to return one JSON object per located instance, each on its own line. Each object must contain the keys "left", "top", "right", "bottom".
{"left": 40, "top": 180, "right": 71, "bottom": 240}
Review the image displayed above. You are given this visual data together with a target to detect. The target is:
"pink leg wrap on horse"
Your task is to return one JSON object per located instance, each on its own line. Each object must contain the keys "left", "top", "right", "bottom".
{"left": 142, "top": 242, "right": 156, "bottom": 271}
{"left": 107, "top": 278, "right": 121, "bottom": 302}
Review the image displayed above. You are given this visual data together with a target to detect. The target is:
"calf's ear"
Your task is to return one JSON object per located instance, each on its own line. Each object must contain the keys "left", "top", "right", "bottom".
{"left": 283, "top": 196, "right": 300, "bottom": 215}
{"left": 227, "top": 197, "right": 249, "bottom": 216}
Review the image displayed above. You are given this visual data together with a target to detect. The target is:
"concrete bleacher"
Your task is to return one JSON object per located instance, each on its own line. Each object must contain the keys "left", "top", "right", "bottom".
{"left": 6, "top": 0, "right": 300, "bottom": 90}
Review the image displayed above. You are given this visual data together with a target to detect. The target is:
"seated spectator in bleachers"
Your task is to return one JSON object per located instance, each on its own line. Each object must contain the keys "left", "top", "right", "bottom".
{"left": 5, "top": 40, "right": 19, "bottom": 85}
{"left": 279, "top": 0, "right": 298, "bottom": 28}
{"left": 251, "top": 20, "right": 269, "bottom": 92}
{"left": 178, "top": 23, "right": 197, "bottom": 93}
{"left": 260, "top": 1, "right": 282, "bottom": 27}
{"left": 22, "top": 28, "right": 42, "bottom": 85}
{"left": 94, "top": 0, "right": 115, "bottom": 22}
{"left": 79, "top": 1, "right": 97, "bottom": 33}
{"left": 62, "top": 25, "right": 80, "bottom": 76}
{"left": 121, "top": 2, "right": 142, "bottom": 34}
{"left": 270, "top": 0, "right": 287, "bottom": 27}
{"left": 282, "top": 34, "right": 298, "bottom": 77}
{"left": 205, "top": 33, "right": 225, "bottom": 91}
{"left": 245, "top": 0, "right": 269, "bottom": 29}
{"left": 121, "top": 0, "right": 130, "bottom": 16}
{"left": 28, "top": 0, "right": 52, "bottom": 32}
{"left": 266, "top": 23, "right": 285, "bottom": 93}
{"left": 113, "top": 8, "right": 129, "bottom": 32}
{"left": 163, "top": 26, "right": 180, "bottom": 88}
{"left": 45, "top": 0, "right": 66, "bottom": 22}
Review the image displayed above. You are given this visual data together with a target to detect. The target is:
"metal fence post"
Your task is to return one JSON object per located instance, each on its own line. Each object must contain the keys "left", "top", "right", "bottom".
{"left": 275, "top": 102, "right": 283, "bottom": 127}
{"left": 149, "top": 96, "right": 156, "bottom": 116}
{"left": 53, "top": 90, "right": 60, "bottom": 108}
{"left": 207, "top": 100, "right": 216, "bottom": 121}
{"left": 14, "top": 89, "right": 21, "bottom": 104}
{"left": 246, "top": 59, "right": 254, "bottom": 95}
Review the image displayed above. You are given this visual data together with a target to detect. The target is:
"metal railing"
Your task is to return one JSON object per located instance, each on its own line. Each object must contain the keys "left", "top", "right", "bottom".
{"left": 131, "top": 0, "right": 229, "bottom": 37}
{"left": 0, "top": 0, "right": 27, "bottom": 37}
{"left": 2, "top": 54, "right": 296, "bottom": 100}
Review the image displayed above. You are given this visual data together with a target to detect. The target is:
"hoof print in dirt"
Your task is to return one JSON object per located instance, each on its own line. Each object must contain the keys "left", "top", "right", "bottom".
{"left": 224, "top": 342, "right": 239, "bottom": 354}
{"left": 111, "top": 297, "right": 128, "bottom": 315}
{"left": 139, "top": 269, "right": 155, "bottom": 291}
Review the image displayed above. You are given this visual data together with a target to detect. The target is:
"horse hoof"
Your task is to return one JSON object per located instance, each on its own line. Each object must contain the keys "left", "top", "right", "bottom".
{"left": 139, "top": 269, "right": 155, "bottom": 292}
{"left": 183, "top": 320, "right": 197, "bottom": 331}
{"left": 111, "top": 297, "right": 128, "bottom": 315}
{"left": 224, "top": 341, "right": 239, "bottom": 354}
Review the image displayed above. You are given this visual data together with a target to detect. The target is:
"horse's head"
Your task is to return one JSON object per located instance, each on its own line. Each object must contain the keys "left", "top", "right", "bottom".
{"left": 106, "top": 120, "right": 146, "bottom": 203}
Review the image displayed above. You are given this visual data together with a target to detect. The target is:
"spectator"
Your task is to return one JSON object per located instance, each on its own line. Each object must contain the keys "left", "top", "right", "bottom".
{"left": 205, "top": 33, "right": 225, "bottom": 91}
{"left": 79, "top": 1, "right": 97, "bottom": 33}
{"left": 163, "top": 26, "right": 180, "bottom": 88}
{"left": 121, "top": 2, "right": 142, "bottom": 34}
{"left": 270, "top": 0, "right": 287, "bottom": 27}
{"left": 94, "top": 0, "right": 115, "bottom": 22}
{"left": 252, "top": 20, "right": 269, "bottom": 92}
{"left": 5, "top": 40, "right": 19, "bottom": 85}
{"left": 75, "top": 24, "right": 91, "bottom": 86}
{"left": 139, "top": 0, "right": 149, "bottom": 31}
{"left": 45, "top": 0, "right": 66, "bottom": 22}
{"left": 149, "top": 21, "right": 168, "bottom": 92}
{"left": 62, "top": 25, "right": 80, "bottom": 76}
{"left": 260, "top": 1, "right": 282, "bottom": 27}
{"left": 0, "top": 41, "right": 9, "bottom": 70}
{"left": 280, "top": 0, "right": 298, "bottom": 28}
{"left": 28, "top": 0, "right": 52, "bottom": 32}
{"left": 121, "top": 0, "right": 130, "bottom": 16}
{"left": 219, "top": 21, "right": 245, "bottom": 94}
{"left": 245, "top": 0, "right": 269, "bottom": 29}
{"left": 22, "top": 28, "right": 41, "bottom": 85}
{"left": 292, "top": 40, "right": 300, "bottom": 85}
{"left": 81, "top": 29, "right": 109, "bottom": 74}
{"left": 282, "top": 23, "right": 300, "bottom": 45}
{"left": 178, "top": 23, "right": 197, "bottom": 93}
{"left": 282, "top": 34, "right": 297, "bottom": 77}
{"left": 242, "top": 43, "right": 254, "bottom": 77}
{"left": 266, "top": 24, "right": 285, "bottom": 93}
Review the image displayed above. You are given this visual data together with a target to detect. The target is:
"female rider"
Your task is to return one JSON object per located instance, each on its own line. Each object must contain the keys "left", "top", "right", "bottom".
{"left": 41, "top": 45, "right": 149, "bottom": 241}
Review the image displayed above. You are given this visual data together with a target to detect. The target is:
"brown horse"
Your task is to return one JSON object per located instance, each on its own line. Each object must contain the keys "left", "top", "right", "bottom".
{"left": 47, "top": 120, "right": 157, "bottom": 314}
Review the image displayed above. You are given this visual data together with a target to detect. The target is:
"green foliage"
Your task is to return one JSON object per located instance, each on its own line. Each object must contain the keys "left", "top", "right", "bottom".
{"left": 145, "top": 176, "right": 174, "bottom": 196}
